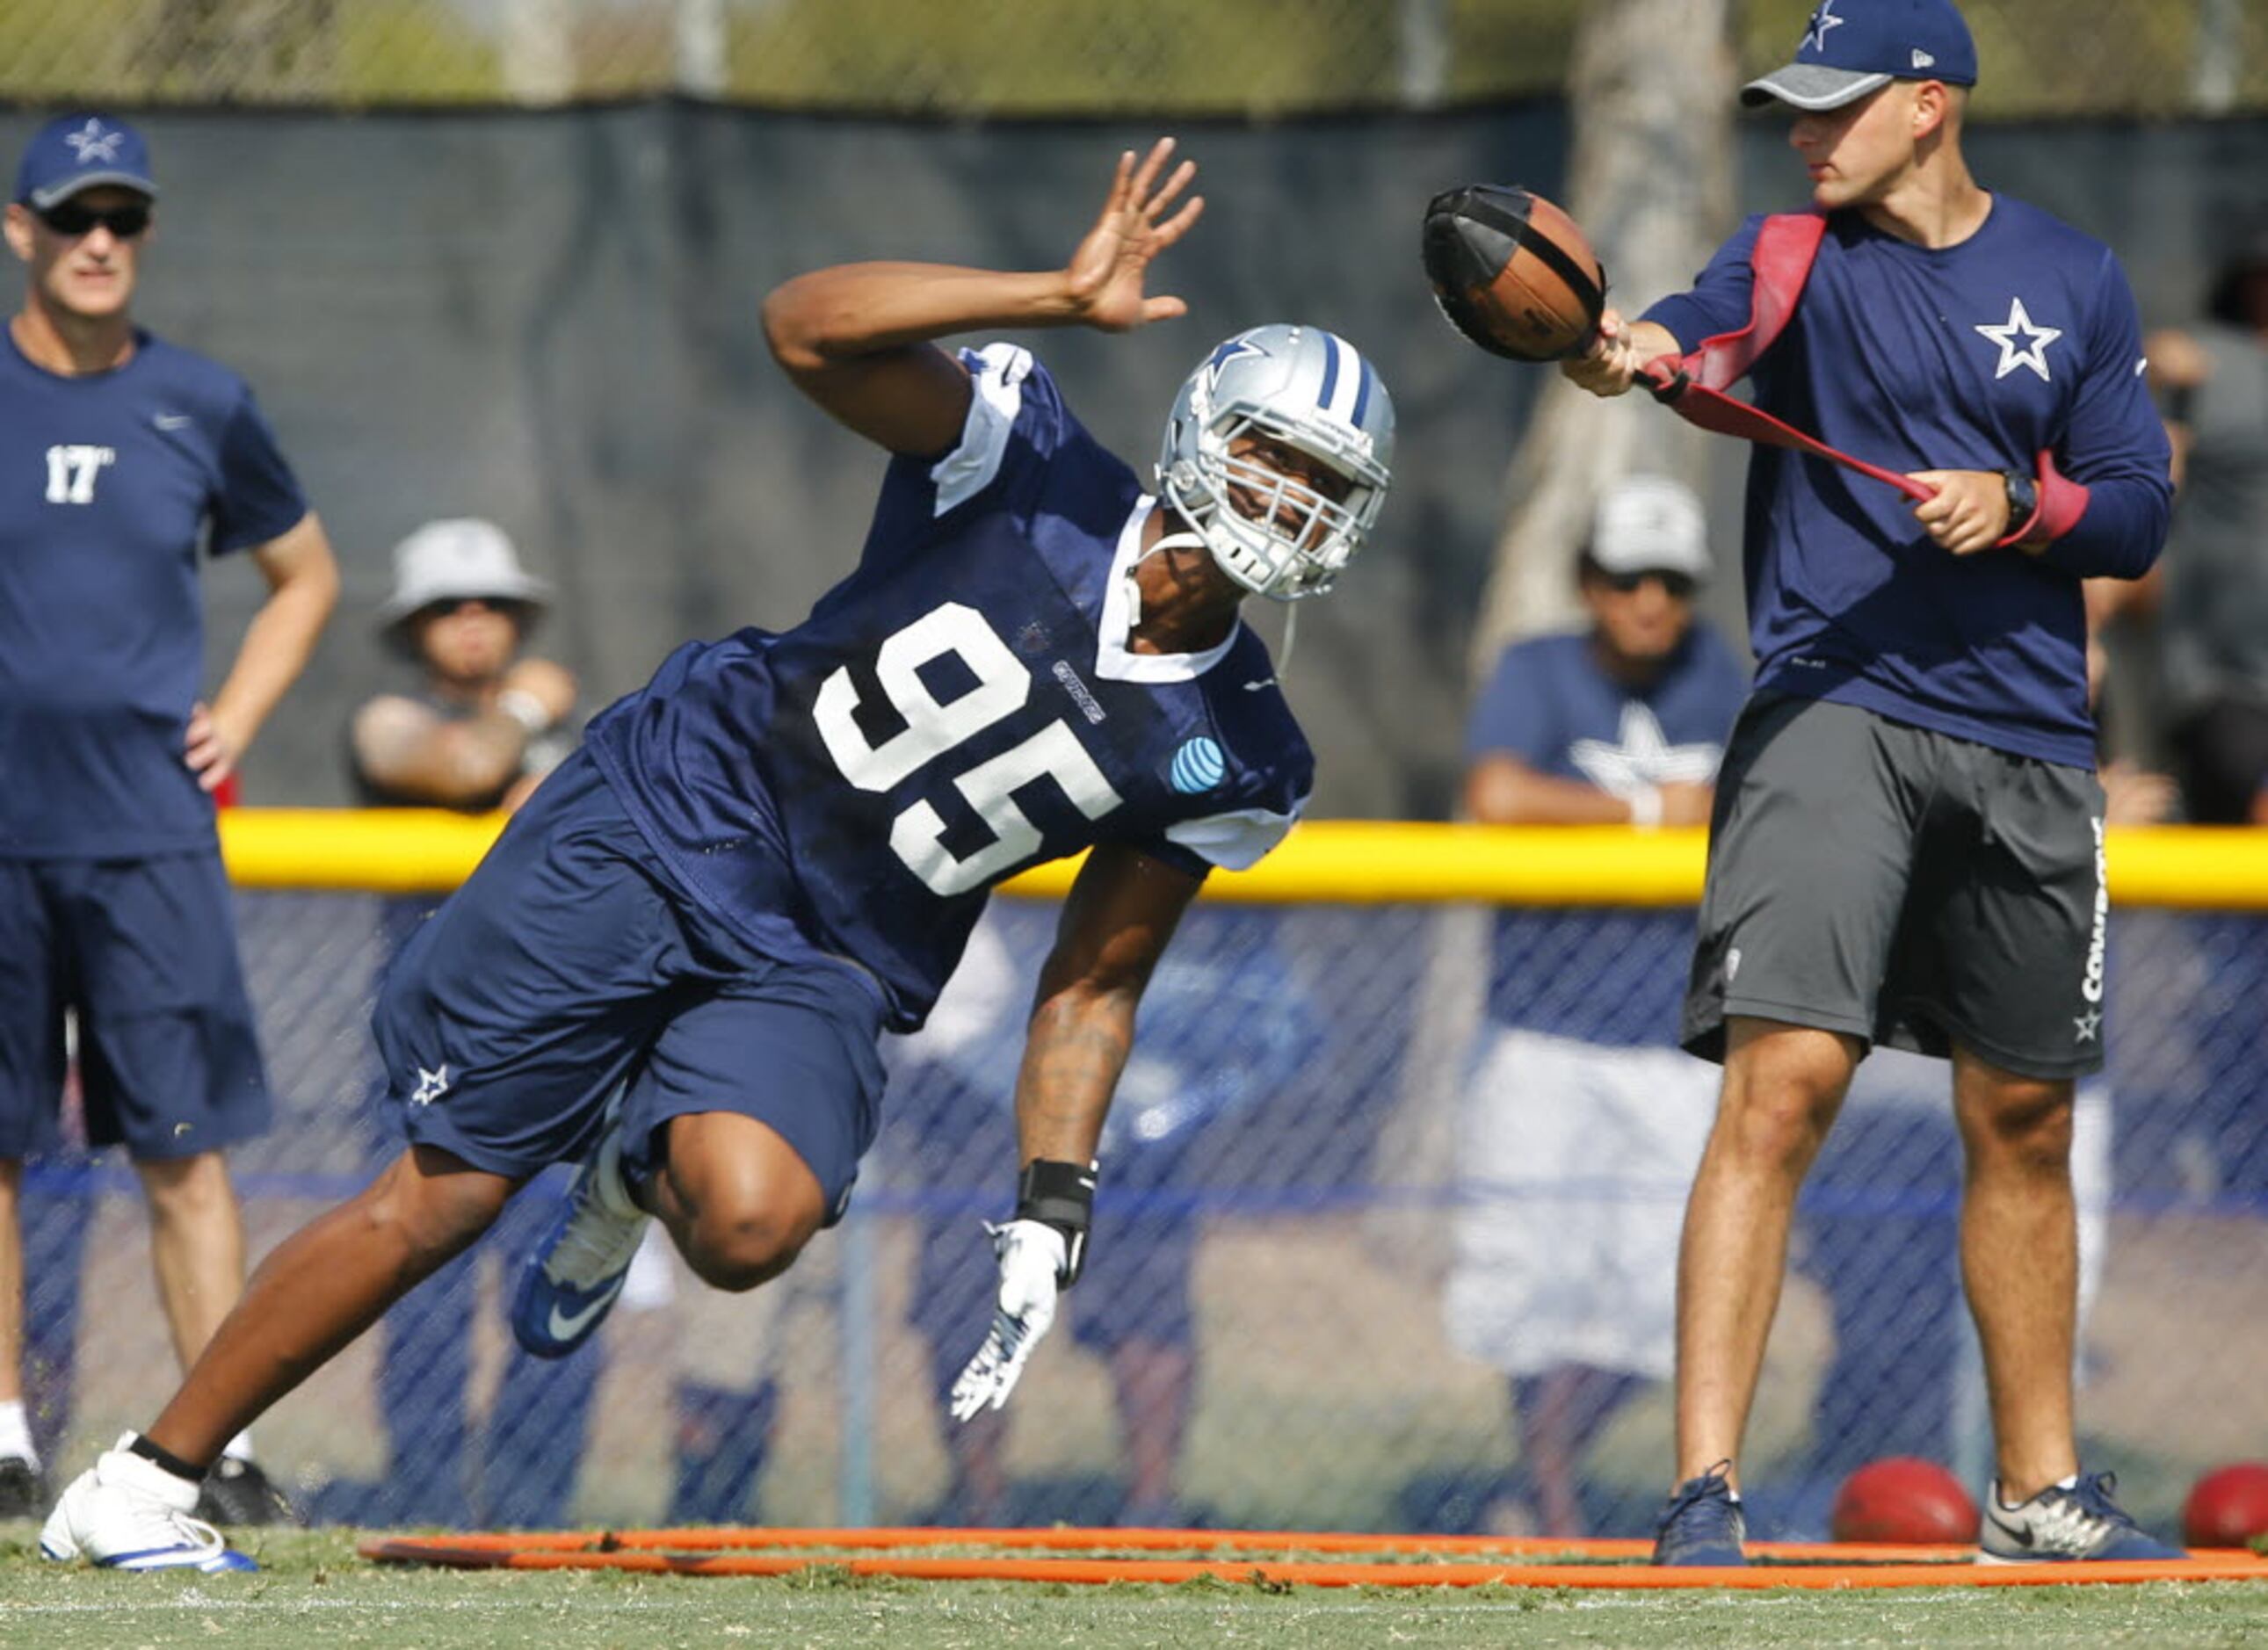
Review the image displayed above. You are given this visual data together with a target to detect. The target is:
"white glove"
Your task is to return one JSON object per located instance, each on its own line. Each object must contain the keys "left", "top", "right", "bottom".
{"left": 948, "top": 1219, "right": 1068, "bottom": 1422}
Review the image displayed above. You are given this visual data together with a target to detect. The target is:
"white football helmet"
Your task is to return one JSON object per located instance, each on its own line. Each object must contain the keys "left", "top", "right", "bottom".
{"left": 1156, "top": 324, "right": 1395, "bottom": 601}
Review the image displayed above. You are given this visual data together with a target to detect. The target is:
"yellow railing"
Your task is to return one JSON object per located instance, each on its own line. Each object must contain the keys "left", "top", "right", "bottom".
{"left": 217, "top": 812, "right": 2268, "bottom": 910}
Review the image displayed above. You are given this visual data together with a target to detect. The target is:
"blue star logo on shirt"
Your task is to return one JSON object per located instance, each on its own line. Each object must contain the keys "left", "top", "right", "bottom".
{"left": 1801, "top": 0, "right": 1845, "bottom": 54}
{"left": 410, "top": 1064, "right": 451, "bottom": 1106}
{"left": 1203, "top": 336, "right": 1268, "bottom": 393}
{"left": 1975, "top": 297, "right": 2063, "bottom": 383}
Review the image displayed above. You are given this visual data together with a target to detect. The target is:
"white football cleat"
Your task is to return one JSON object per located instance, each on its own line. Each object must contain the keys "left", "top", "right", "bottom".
{"left": 40, "top": 1435, "right": 257, "bottom": 1572}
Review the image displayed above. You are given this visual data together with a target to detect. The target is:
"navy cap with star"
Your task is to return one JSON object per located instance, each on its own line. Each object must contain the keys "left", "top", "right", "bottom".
{"left": 13, "top": 112, "right": 158, "bottom": 210}
{"left": 1742, "top": 0, "right": 1979, "bottom": 112}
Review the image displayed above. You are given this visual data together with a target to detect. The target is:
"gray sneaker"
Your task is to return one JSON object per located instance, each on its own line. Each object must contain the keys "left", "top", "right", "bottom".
{"left": 1979, "top": 1472, "right": 2188, "bottom": 1562}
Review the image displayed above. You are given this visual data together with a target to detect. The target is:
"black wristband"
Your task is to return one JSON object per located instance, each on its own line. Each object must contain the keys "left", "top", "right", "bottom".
{"left": 1016, "top": 1158, "right": 1097, "bottom": 1288}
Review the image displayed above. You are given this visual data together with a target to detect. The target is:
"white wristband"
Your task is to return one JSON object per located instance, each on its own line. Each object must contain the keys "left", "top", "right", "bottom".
{"left": 496, "top": 688, "right": 553, "bottom": 736}
{"left": 1628, "top": 785, "right": 1663, "bottom": 830}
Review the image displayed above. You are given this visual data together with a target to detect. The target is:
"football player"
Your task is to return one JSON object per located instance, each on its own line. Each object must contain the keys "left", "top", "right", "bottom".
{"left": 40, "top": 137, "right": 1395, "bottom": 1570}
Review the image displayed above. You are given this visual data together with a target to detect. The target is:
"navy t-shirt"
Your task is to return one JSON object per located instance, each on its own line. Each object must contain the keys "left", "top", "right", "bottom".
{"left": 1642, "top": 197, "right": 2171, "bottom": 770}
{"left": 1467, "top": 626, "right": 1748, "bottom": 1044}
{"left": 588, "top": 345, "right": 1314, "bottom": 1032}
{"left": 0, "top": 328, "right": 308, "bottom": 857}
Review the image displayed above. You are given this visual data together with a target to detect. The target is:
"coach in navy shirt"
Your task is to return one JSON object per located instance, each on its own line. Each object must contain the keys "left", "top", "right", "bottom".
{"left": 1565, "top": 0, "right": 2182, "bottom": 1564}
{"left": 0, "top": 115, "right": 337, "bottom": 1523}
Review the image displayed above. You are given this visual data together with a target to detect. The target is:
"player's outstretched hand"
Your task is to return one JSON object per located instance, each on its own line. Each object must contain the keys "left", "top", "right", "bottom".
{"left": 948, "top": 1218, "right": 1068, "bottom": 1421}
{"left": 1062, "top": 138, "right": 1205, "bottom": 334}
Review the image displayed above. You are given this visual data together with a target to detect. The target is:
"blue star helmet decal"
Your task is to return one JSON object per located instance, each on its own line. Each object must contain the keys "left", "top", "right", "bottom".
{"left": 1168, "top": 736, "right": 1227, "bottom": 795}
{"left": 1202, "top": 334, "right": 1269, "bottom": 393}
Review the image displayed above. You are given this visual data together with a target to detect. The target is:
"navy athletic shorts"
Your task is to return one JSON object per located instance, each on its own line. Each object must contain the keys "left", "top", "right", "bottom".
{"left": 373, "top": 750, "right": 888, "bottom": 1221}
{"left": 0, "top": 851, "right": 271, "bottom": 1160}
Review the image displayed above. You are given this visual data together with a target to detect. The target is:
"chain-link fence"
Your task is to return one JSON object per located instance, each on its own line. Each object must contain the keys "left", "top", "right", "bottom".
{"left": 0, "top": 0, "right": 2260, "bottom": 115}
{"left": 18, "top": 885, "right": 2265, "bottom": 1540}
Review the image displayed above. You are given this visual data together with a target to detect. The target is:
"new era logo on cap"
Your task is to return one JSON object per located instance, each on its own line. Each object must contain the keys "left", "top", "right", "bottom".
{"left": 1743, "top": 0, "right": 1980, "bottom": 112}
{"left": 13, "top": 112, "right": 158, "bottom": 210}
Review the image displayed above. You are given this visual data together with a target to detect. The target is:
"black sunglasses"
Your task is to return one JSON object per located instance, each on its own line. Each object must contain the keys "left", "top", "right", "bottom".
{"left": 33, "top": 199, "right": 152, "bottom": 239}
{"left": 1600, "top": 568, "right": 1699, "bottom": 600}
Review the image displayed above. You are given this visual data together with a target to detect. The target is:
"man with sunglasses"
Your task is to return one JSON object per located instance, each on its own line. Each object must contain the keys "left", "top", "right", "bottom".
{"left": 0, "top": 113, "right": 338, "bottom": 1526}
{"left": 1562, "top": 0, "right": 2181, "bottom": 1565}
{"left": 1449, "top": 475, "right": 1745, "bottom": 1537}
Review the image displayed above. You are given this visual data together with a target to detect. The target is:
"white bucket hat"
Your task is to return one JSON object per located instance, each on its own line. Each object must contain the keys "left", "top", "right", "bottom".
{"left": 378, "top": 518, "right": 553, "bottom": 633}
{"left": 1586, "top": 475, "right": 1713, "bottom": 581}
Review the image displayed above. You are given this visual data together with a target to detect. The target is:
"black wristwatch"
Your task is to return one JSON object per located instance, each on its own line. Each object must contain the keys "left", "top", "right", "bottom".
{"left": 2002, "top": 468, "right": 2040, "bottom": 538}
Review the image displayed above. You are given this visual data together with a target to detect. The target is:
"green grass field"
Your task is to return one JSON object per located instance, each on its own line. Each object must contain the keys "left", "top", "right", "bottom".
{"left": 4, "top": 1530, "right": 2267, "bottom": 1648}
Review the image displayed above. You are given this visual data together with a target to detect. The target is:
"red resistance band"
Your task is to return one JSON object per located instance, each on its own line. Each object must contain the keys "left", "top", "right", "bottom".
{"left": 1634, "top": 212, "right": 2090, "bottom": 541}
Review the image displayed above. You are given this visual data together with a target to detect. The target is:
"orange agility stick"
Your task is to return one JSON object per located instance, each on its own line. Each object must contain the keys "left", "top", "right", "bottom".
{"left": 358, "top": 1530, "right": 2268, "bottom": 1591}
{"left": 346, "top": 1522, "right": 1967, "bottom": 1563}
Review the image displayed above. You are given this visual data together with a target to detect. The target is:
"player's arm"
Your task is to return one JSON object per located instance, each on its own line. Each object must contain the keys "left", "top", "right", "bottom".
{"left": 949, "top": 843, "right": 1204, "bottom": 1420}
{"left": 349, "top": 698, "right": 524, "bottom": 808}
{"left": 1565, "top": 219, "right": 1763, "bottom": 399}
{"left": 190, "top": 511, "right": 340, "bottom": 792}
{"left": 1465, "top": 753, "right": 1708, "bottom": 829}
{"left": 2144, "top": 325, "right": 2209, "bottom": 491}
{"left": 762, "top": 138, "right": 1203, "bottom": 457}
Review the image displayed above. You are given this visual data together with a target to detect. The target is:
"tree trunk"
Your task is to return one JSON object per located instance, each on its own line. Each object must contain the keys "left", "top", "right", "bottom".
{"left": 1467, "top": 0, "right": 1737, "bottom": 681}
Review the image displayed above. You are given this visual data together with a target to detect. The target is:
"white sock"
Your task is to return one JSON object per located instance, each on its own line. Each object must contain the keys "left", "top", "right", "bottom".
{"left": 0, "top": 1400, "right": 37, "bottom": 1467}
{"left": 221, "top": 1429, "right": 257, "bottom": 1465}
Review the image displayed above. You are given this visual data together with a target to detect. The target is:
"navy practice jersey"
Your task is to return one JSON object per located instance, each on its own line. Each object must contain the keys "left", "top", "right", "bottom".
{"left": 588, "top": 345, "right": 1313, "bottom": 1031}
{"left": 0, "top": 328, "right": 308, "bottom": 857}
{"left": 1643, "top": 197, "right": 2172, "bottom": 770}
{"left": 1467, "top": 626, "right": 1748, "bottom": 1044}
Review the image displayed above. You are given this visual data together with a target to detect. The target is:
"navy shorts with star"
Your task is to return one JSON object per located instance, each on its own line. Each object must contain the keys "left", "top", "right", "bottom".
{"left": 0, "top": 850, "right": 271, "bottom": 1162}
{"left": 373, "top": 750, "right": 887, "bottom": 1221}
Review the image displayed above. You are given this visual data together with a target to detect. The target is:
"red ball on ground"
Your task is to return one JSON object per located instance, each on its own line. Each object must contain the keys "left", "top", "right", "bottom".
{"left": 2184, "top": 1462, "right": 2268, "bottom": 1549}
{"left": 1830, "top": 1458, "right": 1981, "bottom": 1545}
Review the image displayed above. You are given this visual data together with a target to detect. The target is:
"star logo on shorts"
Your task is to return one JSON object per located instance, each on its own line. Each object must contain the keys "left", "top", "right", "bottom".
{"left": 411, "top": 1064, "right": 451, "bottom": 1106}
{"left": 1975, "top": 297, "right": 2063, "bottom": 382}
{"left": 2072, "top": 1010, "right": 2101, "bottom": 1044}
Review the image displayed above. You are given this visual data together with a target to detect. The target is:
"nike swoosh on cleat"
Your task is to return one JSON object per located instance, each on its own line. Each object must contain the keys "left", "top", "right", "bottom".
{"left": 1987, "top": 1511, "right": 2037, "bottom": 1549}
{"left": 546, "top": 1276, "right": 627, "bottom": 1344}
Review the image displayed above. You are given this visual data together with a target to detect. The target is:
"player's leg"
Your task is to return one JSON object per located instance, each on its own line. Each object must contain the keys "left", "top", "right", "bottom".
{"left": 1927, "top": 747, "right": 2182, "bottom": 1560}
{"left": 134, "top": 1152, "right": 245, "bottom": 1377}
{"left": 37, "top": 1144, "right": 512, "bottom": 1572}
{"left": 0, "top": 863, "right": 76, "bottom": 1514}
{"left": 1949, "top": 1047, "right": 2078, "bottom": 1501}
{"left": 646, "top": 1111, "right": 829, "bottom": 1291}
{"left": 1659, "top": 697, "right": 1920, "bottom": 1563}
{"left": 142, "top": 1147, "right": 512, "bottom": 1468}
{"left": 515, "top": 946, "right": 885, "bottom": 1356}
{"left": 1671, "top": 1018, "right": 1858, "bottom": 1484}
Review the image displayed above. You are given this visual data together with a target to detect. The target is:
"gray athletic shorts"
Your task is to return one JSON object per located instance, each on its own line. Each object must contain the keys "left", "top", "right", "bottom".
{"left": 1682, "top": 692, "right": 2109, "bottom": 1080}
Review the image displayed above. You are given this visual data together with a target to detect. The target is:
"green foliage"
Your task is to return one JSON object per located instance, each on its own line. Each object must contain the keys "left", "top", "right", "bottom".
{"left": 0, "top": 0, "right": 2252, "bottom": 116}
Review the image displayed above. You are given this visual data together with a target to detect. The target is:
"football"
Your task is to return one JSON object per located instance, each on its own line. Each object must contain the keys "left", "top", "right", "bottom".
{"left": 1420, "top": 183, "right": 1606, "bottom": 363}
{"left": 2184, "top": 1462, "right": 2268, "bottom": 1549}
{"left": 1830, "top": 1457, "right": 1981, "bottom": 1545}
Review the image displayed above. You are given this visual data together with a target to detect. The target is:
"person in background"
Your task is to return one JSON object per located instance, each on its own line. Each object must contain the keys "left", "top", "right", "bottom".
{"left": 350, "top": 517, "right": 576, "bottom": 814}
{"left": 326, "top": 518, "right": 595, "bottom": 1527}
{"left": 1447, "top": 476, "right": 1746, "bottom": 1537}
{"left": 2144, "top": 228, "right": 2268, "bottom": 826}
{"left": 0, "top": 112, "right": 339, "bottom": 1526}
